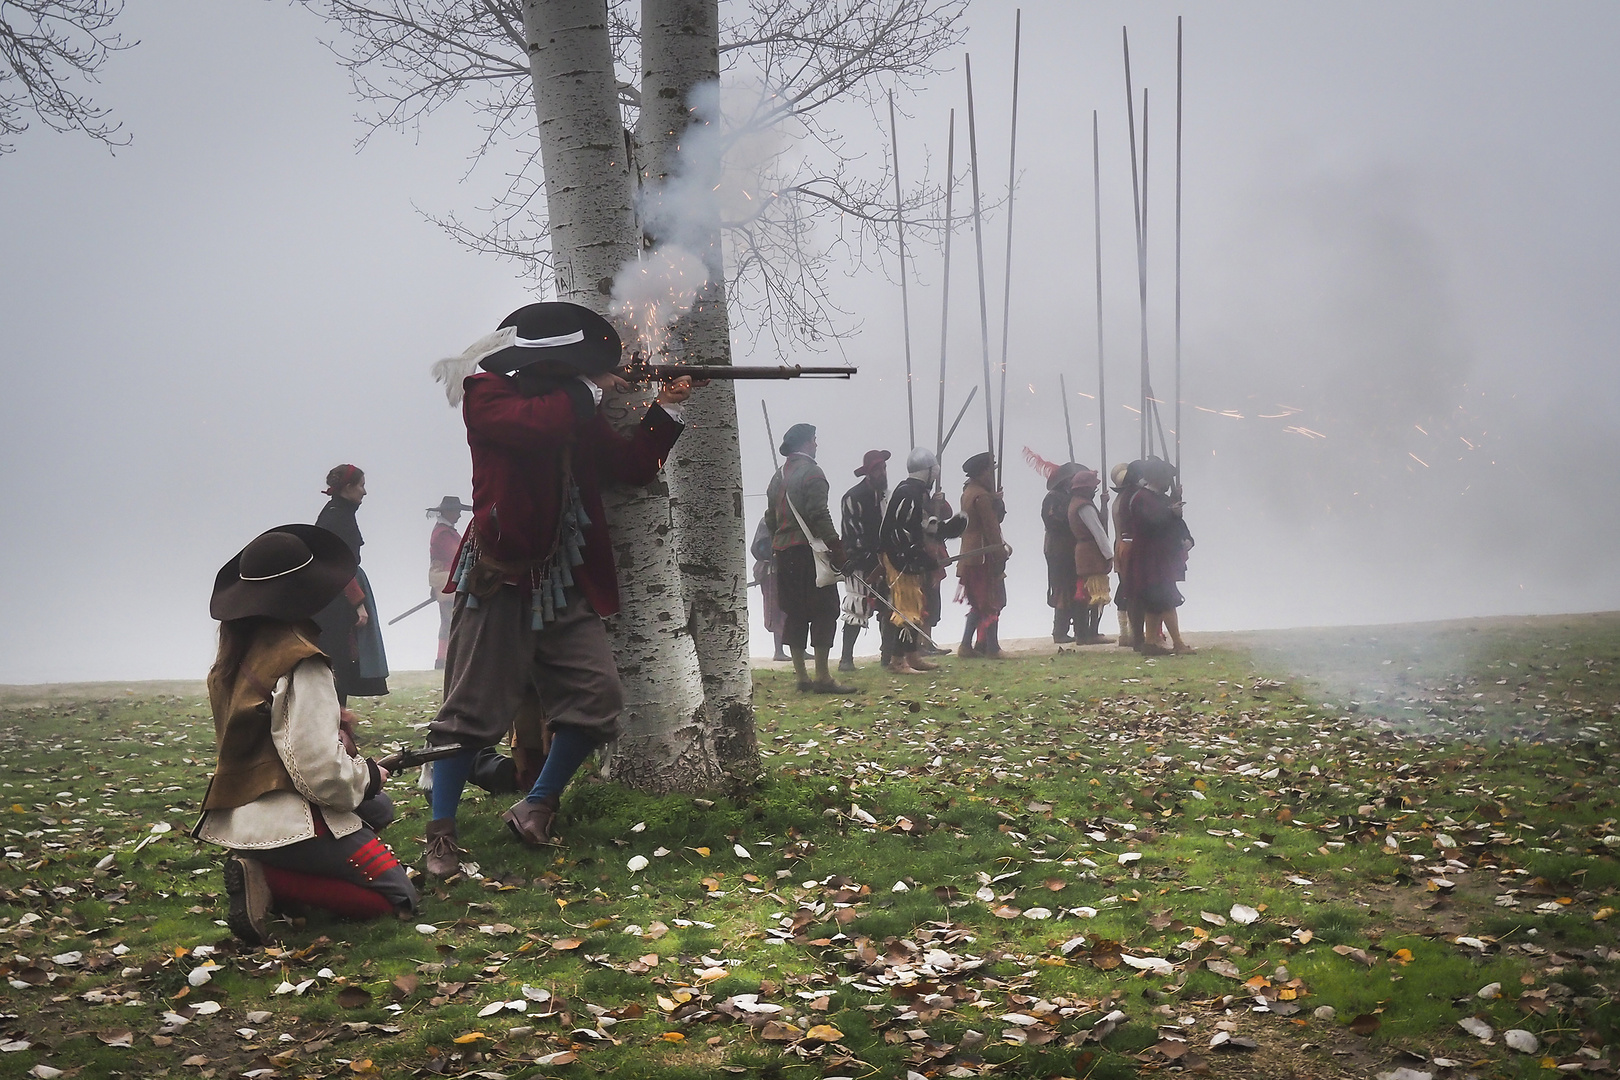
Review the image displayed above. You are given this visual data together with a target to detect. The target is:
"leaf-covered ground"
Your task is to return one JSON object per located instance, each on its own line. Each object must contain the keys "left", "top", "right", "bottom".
{"left": 0, "top": 613, "right": 1616, "bottom": 1080}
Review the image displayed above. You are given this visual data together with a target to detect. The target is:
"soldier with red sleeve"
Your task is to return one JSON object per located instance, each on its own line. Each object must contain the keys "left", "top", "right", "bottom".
{"left": 419, "top": 302, "right": 692, "bottom": 876}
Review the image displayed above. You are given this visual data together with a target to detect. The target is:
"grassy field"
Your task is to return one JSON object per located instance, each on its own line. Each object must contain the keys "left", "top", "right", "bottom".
{"left": 0, "top": 614, "right": 1616, "bottom": 1079}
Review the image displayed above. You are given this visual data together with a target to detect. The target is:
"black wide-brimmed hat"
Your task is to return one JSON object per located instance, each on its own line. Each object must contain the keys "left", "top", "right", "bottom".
{"left": 428, "top": 496, "right": 472, "bottom": 516}
{"left": 963, "top": 451, "right": 994, "bottom": 477}
{"left": 478, "top": 302, "right": 623, "bottom": 376}
{"left": 211, "top": 525, "right": 358, "bottom": 622}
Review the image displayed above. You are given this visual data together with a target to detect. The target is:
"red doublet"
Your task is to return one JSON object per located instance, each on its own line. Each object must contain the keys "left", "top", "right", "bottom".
{"left": 451, "top": 373, "right": 683, "bottom": 619}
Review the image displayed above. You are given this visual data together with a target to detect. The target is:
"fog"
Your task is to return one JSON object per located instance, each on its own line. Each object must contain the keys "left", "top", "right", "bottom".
{"left": 2, "top": 1, "right": 1616, "bottom": 683}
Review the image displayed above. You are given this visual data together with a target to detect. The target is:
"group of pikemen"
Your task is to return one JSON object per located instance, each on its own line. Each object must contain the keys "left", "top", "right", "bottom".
{"left": 752, "top": 428, "right": 1196, "bottom": 691}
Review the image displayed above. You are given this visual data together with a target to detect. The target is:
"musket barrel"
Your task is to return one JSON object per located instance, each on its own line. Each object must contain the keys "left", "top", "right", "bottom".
{"left": 625, "top": 364, "right": 856, "bottom": 381}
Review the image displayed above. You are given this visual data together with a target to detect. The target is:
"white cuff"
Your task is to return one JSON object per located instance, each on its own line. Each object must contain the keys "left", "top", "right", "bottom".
{"left": 577, "top": 374, "right": 604, "bottom": 405}
{"left": 658, "top": 401, "right": 686, "bottom": 424}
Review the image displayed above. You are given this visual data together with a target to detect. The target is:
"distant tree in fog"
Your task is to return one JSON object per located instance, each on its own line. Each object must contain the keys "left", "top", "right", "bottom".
{"left": 0, "top": 0, "right": 131, "bottom": 154}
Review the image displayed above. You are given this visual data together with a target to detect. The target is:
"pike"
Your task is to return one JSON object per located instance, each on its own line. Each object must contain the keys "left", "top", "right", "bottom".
{"left": 889, "top": 90, "right": 917, "bottom": 450}
{"left": 761, "top": 400, "right": 779, "bottom": 471}
{"left": 1123, "top": 28, "right": 1151, "bottom": 461}
{"left": 1059, "top": 373, "right": 1076, "bottom": 462}
{"left": 939, "top": 385, "right": 979, "bottom": 458}
{"left": 964, "top": 54, "right": 996, "bottom": 467}
{"left": 993, "top": 8, "right": 1024, "bottom": 488}
{"left": 1174, "top": 14, "right": 1184, "bottom": 480}
{"left": 1092, "top": 109, "right": 1110, "bottom": 531}
{"left": 934, "top": 109, "right": 957, "bottom": 461}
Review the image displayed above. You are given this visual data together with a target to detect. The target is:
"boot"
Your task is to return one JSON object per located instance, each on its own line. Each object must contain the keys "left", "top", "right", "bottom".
{"left": 885, "top": 654, "right": 920, "bottom": 674}
{"left": 772, "top": 633, "right": 789, "bottom": 663}
{"left": 838, "top": 624, "right": 860, "bottom": 672}
{"left": 224, "top": 855, "right": 273, "bottom": 946}
{"left": 980, "top": 621, "right": 1005, "bottom": 659}
{"left": 502, "top": 794, "right": 560, "bottom": 847}
{"left": 1052, "top": 607, "right": 1074, "bottom": 644}
{"left": 1116, "top": 606, "right": 1134, "bottom": 647}
{"left": 810, "top": 648, "right": 856, "bottom": 694}
{"left": 906, "top": 650, "right": 938, "bottom": 672}
{"left": 958, "top": 614, "right": 980, "bottom": 658}
{"left": 791, "top": 647, "right": 813, "bottom": 692}
{"left": 1083, "top": 604, "right": 1112, "bottom": 644}
{"left": 469, "top": 746, "right": 518, "bottom": 794}
{"left": 423, "top": 818, "right": 465, "bottom": 878}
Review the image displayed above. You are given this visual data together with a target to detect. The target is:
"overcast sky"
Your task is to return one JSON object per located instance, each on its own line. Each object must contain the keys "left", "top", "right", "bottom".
{"left": 3, "top": 1, "right": 1617, "bottom": 682}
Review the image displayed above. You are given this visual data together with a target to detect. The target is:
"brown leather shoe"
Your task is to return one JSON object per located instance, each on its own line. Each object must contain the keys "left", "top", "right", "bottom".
{"left": 423, "top": 818, "right": 466, "bottom": 878}
{"left": 502, "top": 796, "right": 559, "bottom": 847}
{"left": 905, "top": 652, "right": 939, "bottom": 672}
{"left": 957, "top": 643, "right": 980, "bottom": 658}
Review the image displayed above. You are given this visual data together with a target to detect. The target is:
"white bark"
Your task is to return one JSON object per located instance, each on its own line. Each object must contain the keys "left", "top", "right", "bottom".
{"left": 523, "top": 0, "right": 722, "bottom": 793}
{"left": 638, "top": 0, "right": 758, "bottom": 780}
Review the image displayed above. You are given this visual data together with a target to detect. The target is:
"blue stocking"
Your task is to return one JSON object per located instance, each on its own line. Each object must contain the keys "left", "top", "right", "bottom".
{"left": 429, "top": 748, "right": 477, "bottom": 822}
{"left": 527, "top": 726, "right": 597, "bottom": 803}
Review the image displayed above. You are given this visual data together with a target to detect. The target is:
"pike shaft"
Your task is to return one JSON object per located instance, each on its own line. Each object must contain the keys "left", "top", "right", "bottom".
{"left": 994, "top": 9, "right": 1023, "bottom": 487}
{"left": 964, "top": 55, "right": 996, "bottom": 464}
{"left": 935, "top": 110, "right": 956, "bottom": 460}
{"left": 761, "top": 399, "right": 779, "bottom": 472}
{"left": 1174, "top": 15, "right": 1184, "bottom": 476}
{"left": 940, "top": 385, "right": 979, "bottom": 456}
{"left": 1093, "top": 109, "right": 1110, "bottom": 532}
{"left": 1059, "top": 373, "right": 1075, "bottom": 462}
{"left": 889, "top": 91, "right": 917, "bottom": 450}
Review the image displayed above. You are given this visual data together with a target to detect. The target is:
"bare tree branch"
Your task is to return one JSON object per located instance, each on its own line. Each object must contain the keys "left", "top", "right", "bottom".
{"left": 302, "top": 0, "right": 968, "bottom": 353}
{"left": 0, "top": 0, "right": 131, "bottom": 153}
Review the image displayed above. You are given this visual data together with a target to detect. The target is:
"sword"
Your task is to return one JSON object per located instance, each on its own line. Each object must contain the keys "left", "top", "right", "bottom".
{"left": 944, "top": 543, "right": 1008, "bottom": 566}
{"left": 388, "top": 596, "right": 438, "bottom": 625}
{"left": 843, "top": 568, "right": 937, "bottom": 649}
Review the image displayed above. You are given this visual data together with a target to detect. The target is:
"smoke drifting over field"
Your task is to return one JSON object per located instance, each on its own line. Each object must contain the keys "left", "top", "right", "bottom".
{"left": 1, "top": 2, "right": 1618, "bottom": 681}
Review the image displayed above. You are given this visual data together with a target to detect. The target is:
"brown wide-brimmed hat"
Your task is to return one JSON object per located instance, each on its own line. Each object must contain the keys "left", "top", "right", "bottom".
{"left": 1047, "top": 461, "right": 1083, "bottom": 492}
{"left": 853, "top": 449, "right": 890, "bottom": 477}
{"left": 210, "top": 524, "right": 357, "bottom": 622}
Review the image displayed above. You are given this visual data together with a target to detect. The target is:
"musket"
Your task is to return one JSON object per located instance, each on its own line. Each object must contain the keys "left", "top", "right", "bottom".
{"left": 621, "top": 354, "right": 855, "bottom": 382}
{"left": 388, "top": 596, "right": 437, "bottom": 626}
{"left": 375, "top": 742, "right": 467, "bottom": 773}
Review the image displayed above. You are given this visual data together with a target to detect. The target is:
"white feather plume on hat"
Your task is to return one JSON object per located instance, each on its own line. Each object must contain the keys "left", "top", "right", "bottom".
{"left": 432, "top": 327, "right": 517, "bottom": 406}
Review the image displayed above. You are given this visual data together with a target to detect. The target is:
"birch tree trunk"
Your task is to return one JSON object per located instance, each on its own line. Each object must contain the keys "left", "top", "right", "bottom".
{"left": 638, "top": 0, "right": 759, "bottom": 781}
{"left": 523, "top": 0, "right": 723, "bottom": 793}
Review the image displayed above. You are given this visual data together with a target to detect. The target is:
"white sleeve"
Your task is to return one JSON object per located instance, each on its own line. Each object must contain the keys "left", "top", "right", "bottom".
{"left": 657, "top": 401, "right": 686, "bottom": 424}
{"left": 270, "top": 657, "right": 370, "bottom": 813}
{"left": 576, "top": 374, "right": 605, "bottom": 405}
